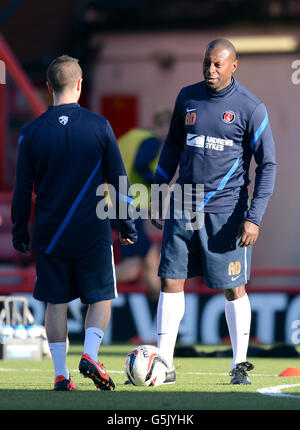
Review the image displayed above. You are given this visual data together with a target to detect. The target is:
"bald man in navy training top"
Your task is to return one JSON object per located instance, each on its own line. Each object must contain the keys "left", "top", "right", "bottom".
{"left": 152, "top": 39, "right": 276, "bottom": 385}
{"left": 11, "top": 55, "right": 137, "bottom": 391}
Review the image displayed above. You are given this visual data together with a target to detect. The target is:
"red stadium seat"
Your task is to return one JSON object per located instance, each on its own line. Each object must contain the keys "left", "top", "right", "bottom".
{"left": 0, "top": 194, "right": 34, "bottom": 265}
{"left": 0, "top": 231, "right": 20, "bottom": 263}
{"left": 0, "top": 202, "right": 11, "bottom": 231}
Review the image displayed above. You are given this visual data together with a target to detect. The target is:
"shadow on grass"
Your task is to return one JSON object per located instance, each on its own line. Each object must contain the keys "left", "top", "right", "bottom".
{"left": 67, "top": 350, "right": 130, "bottom": 357}
{"left": 1, "top": 389, "right": 300, "bottom": 411}
{"left": 67, "top": 343, "right": 139, "bottom": 357}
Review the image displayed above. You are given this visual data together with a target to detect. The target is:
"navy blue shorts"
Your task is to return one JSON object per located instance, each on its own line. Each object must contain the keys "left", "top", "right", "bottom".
{"left": 158, "top": 209, "right": 252, "bottom": 290}
{"left": 34, "top": 246, "right": 117, "bottom": 304}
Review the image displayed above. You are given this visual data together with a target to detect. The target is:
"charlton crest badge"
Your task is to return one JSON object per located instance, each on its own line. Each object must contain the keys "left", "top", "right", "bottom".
{"left": 59, "top": 115, "right": 69, "bottom": 125}
{"left": 222, "top": 111, "right": 235, "bottom": 124}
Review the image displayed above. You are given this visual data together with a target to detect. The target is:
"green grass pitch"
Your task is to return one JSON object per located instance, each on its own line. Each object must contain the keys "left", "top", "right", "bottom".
{"left": 1, "top": 343, "right": 300, "bottom": 410}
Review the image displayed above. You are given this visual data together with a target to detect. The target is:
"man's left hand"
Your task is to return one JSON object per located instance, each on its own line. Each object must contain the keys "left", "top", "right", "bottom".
{"left": 237, "top": 220, "right": 260, "bottom": 247}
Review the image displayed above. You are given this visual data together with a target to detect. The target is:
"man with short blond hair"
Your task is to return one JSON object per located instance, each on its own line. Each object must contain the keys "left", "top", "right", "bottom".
{"left": 46, "top": 55, "right": 82, "bottom": 94}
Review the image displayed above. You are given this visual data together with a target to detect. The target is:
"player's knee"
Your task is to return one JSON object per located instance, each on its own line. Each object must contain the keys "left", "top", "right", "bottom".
{"left": 161, "top": 278, "right": 185, "bottom": 293}
{"left": 224, "top": 285, "right": 246, "bottom": 301}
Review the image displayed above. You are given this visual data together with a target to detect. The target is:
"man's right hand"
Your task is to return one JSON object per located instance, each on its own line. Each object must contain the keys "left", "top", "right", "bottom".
{"left": 236, "top": 220, "right": 260, "bottom": 247}
{"left": 119, "top": 234, "right": 135, "bottom": 246}
{"left": 14, "top": 242, "right": 31, "bottom": 255}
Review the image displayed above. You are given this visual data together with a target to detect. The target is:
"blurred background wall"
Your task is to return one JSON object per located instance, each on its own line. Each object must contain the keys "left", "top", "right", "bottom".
{"left": 1, "top": 0, "right": 300, "bottom": 344}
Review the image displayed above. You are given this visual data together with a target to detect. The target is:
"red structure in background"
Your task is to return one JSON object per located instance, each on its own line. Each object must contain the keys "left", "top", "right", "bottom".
{"left": 0, "top": 34, "right": 44, "bottom": 275}
{"left": 0, "top": 84, "right": 6, "bottom": 190}
{"left": 0, "top": 33, "right": 46, "bottom": 191}
{"left": 0, "top": 255, "right": 300, "bottom": 296}
{"left": 100, "top": 95, "right": 138, "bottom": 138}
{"left": 0, "top": 34, "right": 46, "bottom": 117}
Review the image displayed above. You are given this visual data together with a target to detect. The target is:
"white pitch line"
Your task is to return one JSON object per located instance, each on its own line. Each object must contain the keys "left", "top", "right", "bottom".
{"left": 183, "top": 371, "right": 277, "bottom": 377}
{"left": 0, "top": 368, "right": 17, "bottom": 372}
{"left": 257, "top": 383, "right": 300, "bottom": 399}
{"left": 0, "top": 368, "right": 277, "bottom": 377}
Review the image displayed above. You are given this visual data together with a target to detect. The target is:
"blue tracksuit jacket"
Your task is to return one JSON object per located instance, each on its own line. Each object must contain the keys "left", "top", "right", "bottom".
{"left": 154, "top": 78, "right": 276, "bottom": 226}
{"left": 11, "top": 103, "right": 137, "bottom": 257}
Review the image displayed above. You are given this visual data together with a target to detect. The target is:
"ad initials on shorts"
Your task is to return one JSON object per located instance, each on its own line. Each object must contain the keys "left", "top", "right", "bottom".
{"left": 228, "top": 261, "right": 241, "bottom": 276}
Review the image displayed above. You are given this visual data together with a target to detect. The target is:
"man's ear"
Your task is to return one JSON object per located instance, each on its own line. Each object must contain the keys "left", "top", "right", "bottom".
{"left": 47, "top": 81, "right": 53, "bottom": 95}
{"left": 77, "top": 78, "right": 82, "bottom": 92}
{"left": 232, "top": 59, "right": 238, "bottom": 74}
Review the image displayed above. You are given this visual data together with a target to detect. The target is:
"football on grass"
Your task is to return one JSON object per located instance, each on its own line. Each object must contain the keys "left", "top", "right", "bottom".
{"left": 125, "top": 345, "right": 168, "bottom": 386}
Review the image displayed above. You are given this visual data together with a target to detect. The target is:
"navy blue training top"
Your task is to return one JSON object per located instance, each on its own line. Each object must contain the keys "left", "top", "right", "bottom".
{"left": 11, "top": 103, "right": 137, "bottom": 257}
{"left": 154, "top": 78, "right": 276, "bottom": 226}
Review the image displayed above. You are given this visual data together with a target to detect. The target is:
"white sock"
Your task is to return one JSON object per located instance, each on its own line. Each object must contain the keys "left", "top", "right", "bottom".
{"left": 83, "top": 327, "right": 104, "bottom": 362}
{"left": 157, "top": 291, "right": 185, "bottom": 369}
{"left": 49, "top": 342, "right": 69, "bottom": 380}
{"left": 225, "top": 293, "right": 251, "bottom": 369}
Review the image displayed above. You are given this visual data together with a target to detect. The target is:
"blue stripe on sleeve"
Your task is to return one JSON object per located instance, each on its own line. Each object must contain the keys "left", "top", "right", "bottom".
{"left": 18, "top": 135, "right": 24, "bottom": 145}
{"left": 116, "top": 192, "right": 133, "bottom": 204}
{"left": 197, "top": 158, "right": 240, "bottom": 211}
{"left": 45, "top": 157, "right": 102, "bottom": 255}
{"left": 250, "top": 108, "right": 269, "bottom": 150}
{"left": 156, "top": 164, "right": 170, "bottom": 182}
